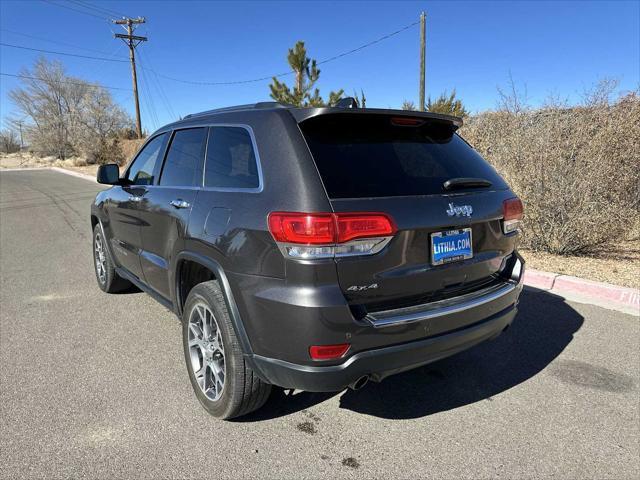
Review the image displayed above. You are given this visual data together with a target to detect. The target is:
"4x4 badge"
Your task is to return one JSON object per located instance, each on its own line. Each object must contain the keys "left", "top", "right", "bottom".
{"left": 446, "top": 203, "right": 473, "bottom": 217}
{"left": 347, "top": 283, "right": 378, "bottom": 292}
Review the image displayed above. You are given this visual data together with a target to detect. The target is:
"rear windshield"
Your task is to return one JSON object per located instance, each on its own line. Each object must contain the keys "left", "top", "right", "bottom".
{"left": 300, "top": 114, "right": 508, "bottom": 198}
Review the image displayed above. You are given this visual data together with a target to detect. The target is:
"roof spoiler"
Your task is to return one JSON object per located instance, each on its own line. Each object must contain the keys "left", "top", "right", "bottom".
{"left": 290, "top": 105, "right": 463, "bottom": 129}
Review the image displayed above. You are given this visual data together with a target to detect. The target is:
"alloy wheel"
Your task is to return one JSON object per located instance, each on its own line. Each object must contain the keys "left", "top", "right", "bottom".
{"left": 188, "top": 303, "right": 226, "bottom": 401}
{"left": 94, "top": 232, "right": 106, "bottom": 284}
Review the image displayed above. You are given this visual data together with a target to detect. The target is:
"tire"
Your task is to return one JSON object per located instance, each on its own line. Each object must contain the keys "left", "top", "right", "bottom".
{"left": 182, "top": 280, "right": 271, "bottom": 419}
{"left": 92, "top": 224, "right": 132, "bottom": 293}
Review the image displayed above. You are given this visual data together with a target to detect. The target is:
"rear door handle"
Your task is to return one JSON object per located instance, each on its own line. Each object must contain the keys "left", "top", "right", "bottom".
{"left": 170, "top": 199, "right": 191, "bottom": 209}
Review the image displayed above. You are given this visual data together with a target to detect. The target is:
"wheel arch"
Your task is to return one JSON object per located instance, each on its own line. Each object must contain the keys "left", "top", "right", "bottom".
{"left": 174, "top": 251, "right": 254, "bottom": 356}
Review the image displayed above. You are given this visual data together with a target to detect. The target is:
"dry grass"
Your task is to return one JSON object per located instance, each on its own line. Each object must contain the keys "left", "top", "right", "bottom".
{"left": 521, "top": 239, "right": 640, "bottom": 289}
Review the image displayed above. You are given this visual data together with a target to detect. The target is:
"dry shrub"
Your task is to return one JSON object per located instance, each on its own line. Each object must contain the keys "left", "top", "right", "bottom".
{"left": 120, "top": 138, "right": 146, "bottom": 165}
{"left": 461, "top": 81, "right": 639, "bottom": 255}
{"left": 82, "top": 137, "right": 124, "bottom": 166}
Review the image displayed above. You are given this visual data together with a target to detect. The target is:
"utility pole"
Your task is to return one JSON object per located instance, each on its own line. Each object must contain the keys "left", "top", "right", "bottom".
{"left": 17, "top": 120, "right": 23, "bottom": 149}
{"left": 114, "top": 17, "right": 147, "bottom": 139}
{"left": 419, "top": 11, "right": 426, "bottom": 112}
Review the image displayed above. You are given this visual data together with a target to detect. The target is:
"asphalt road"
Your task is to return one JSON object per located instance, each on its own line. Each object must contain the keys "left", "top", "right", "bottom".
{"left": 1, "top": 169, "right": 638, "bottom": 479}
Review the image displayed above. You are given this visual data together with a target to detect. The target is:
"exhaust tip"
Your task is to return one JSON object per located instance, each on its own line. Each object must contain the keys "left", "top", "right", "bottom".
{"left": 349, "top": 375, "right": 369, "bottom": 391}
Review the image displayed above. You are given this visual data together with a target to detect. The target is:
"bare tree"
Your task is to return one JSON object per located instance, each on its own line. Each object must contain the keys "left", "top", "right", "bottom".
{"left": 0, "top": 129, "right": 20, "bottom": 153}
{"left": 9, "top": 57, "right": 132, "bottom": 161}
{"left": 496, "top": 71, "right": 529, "bottom": 114}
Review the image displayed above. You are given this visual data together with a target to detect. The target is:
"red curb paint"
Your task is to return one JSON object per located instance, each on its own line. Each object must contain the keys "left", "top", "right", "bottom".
{"left": 524, "top": 268, "right": 639, "bottom": 313}
{"left": 523, "top": 269, "right": 557, "bottom": 290}
{"left": 553, "top": 275, "right": 640, "bottom": 309}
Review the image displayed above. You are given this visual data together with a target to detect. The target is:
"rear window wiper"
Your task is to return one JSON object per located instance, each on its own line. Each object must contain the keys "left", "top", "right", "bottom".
{"left": 443, "top": 177, "right": 492, "bottom": 190}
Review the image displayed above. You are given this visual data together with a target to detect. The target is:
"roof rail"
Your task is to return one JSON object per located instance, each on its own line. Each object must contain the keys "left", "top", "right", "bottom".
{"left": 184, "top": 102, "right": 290, "bottom": 119}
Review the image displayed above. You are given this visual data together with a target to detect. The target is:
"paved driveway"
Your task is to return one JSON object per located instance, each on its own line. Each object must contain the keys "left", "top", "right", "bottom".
{"left": 1, "top": 169, "right": 638, "bottom": 479}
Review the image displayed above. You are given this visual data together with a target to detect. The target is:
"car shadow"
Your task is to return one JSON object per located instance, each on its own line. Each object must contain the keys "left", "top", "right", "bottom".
{"left": 239, "top": 288, "right": 584, "bottom": 421}
{"left": 112, "top": 284, "right": 142, "bottom": 294}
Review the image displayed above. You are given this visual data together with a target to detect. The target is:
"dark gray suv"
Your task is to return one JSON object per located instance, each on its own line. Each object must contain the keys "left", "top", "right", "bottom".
{"left": 91, "top": 101, "right": 525, "bottom": 419}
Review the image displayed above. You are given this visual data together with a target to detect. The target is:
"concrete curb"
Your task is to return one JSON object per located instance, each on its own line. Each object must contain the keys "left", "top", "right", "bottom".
{"left": 0, "top": 167, "right": 50, "bottom": 172}
{"left": 524, "top": 268, "right": 639, "bottom": 316}
{"left": 1, "top": 166, "right": 97, "bottom": 183}
{"left": 50, "top": 167, "right": 97, "bottom": 183}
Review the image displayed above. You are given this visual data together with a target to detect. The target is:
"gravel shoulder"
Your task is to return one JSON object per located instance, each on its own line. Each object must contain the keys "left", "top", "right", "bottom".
{"left": 521, "top": 242, "right": 640, "bottom": 289}
{"left": 0, "top": 151, "right": 99, "bottom": 177}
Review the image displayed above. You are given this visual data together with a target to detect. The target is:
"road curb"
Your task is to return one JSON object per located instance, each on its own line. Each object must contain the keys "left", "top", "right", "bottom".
{"left": 524, "top": 268, "right": 639, "bottom": 315}
{"left": 50, "top": 167, "right": 97, "bottom": 183}
{"left": 1, "top": 166, "right": 97, "bottom": 183}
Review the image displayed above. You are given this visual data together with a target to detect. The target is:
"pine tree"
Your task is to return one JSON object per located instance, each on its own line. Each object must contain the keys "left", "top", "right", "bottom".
{"left": 269, "top": 41, "right": 344, "bottom": 107}
{"left": 401, "top": 99, "right": 417, "bottom": 111}
{"left": 353, "top": 89, "right": 366, "bottom": 108}
{"left": 426, "top": 89, "right": 469, "bottom": 117}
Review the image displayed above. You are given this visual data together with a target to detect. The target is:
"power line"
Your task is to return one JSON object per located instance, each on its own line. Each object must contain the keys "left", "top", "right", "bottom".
{"left": 138, "top": 60, "right": 159, "bottom": 129}
{"left": 67, "top": 0, "right": 131, "bottom": 19}
{"left": 0, "top": 28, "right": 120, "bottom": 57}
{"left": 0, "top": 72, "right": 131, "bottom": 91}
{"left": 1, "top": 18, "right": 419, "bottom": 87}
{"left": 144, "top": 19, "right": 420, "bottom": 86}
{"left": 41, "top": 0, "right": 109, "bottom": 21}
{"left": 0, "top": 42, "right": 128, "bottom": 62}
{"left": 317, "top": 20, "right": 419, "bottom": 66}
{"left": 137, "top": 49, "right": 177, "bottom": 120}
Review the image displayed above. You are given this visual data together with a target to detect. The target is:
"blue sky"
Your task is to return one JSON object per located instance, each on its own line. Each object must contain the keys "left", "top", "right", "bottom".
{"left": 1, "top": 0, "right": 638, "bottom": 131}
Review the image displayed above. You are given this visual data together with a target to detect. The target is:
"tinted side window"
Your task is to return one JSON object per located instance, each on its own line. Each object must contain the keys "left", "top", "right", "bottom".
{"left": 160, "top": 128, "right": 207, "bottom": 187}
{"left": 205, "top": 127, "right": 259, "bottom": 189}
{"left": 126, "top": 133, "right": 167, "bottom": 185}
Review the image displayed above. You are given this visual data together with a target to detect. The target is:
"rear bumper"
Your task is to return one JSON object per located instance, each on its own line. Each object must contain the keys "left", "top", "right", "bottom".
{"left": 235, "top": 252, "right": 524, "bottom": 391}
{"left": 249, "top": 303, "right": 518, "bottom": 392}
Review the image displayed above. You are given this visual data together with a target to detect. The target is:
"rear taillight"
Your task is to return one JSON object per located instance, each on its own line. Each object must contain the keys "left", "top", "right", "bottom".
{"left": 309, "top": 343, "right": 350, "bottom": 360}
{"left": 335, "top": 213, "right": 396, "bottom": 242}
{"left": 268, "top": 213, "right": 335, "bottom": 244}
{"left": 502, "top": 197, "right": 524, "bottom": 234}
{"left": 268, "top": 212, "right": 396, "bottom": 259}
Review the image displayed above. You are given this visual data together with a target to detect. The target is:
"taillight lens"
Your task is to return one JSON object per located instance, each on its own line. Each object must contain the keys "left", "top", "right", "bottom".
{"left": 268, "top": 212, "right": 396, "bottom": 258}
{"left": 268, "top": 213, "right": 335, "bottom": 244}
{"left": 502, "top": 197, "right": 524, "bottom": 234}
{"left": 335, "top": 213, "right": 396, "bottom": 243}
{"left": 309, "top": 343, "right": 350, "bottom": 360}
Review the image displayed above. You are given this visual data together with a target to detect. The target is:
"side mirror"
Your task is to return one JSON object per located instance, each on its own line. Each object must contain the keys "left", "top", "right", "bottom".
{"left": 97, "top": 164, "right": 120, "bottom": 185}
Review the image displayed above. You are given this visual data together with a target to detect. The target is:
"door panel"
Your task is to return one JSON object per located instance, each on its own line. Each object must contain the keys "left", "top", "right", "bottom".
{"left": 104, "top": 185, "right": 147, "bottom": 279}
{"left": 106, "top": 132, "right": 169, "bottom": 281}
{"left": 137, "top": 127, "right": 208, "bottom": 299}
{"left": 138, "top": 187, "right": 198, "bottom": 299}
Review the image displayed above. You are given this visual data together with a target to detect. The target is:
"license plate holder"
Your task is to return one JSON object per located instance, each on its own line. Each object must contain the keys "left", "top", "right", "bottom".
{"left": 431, "top": 228, "right": 473, "bottom": 266}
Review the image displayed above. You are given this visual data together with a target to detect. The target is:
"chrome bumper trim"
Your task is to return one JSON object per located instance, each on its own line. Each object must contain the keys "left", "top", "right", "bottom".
{"left": 365, "top": 258, "right": 524, "bottom": 328}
